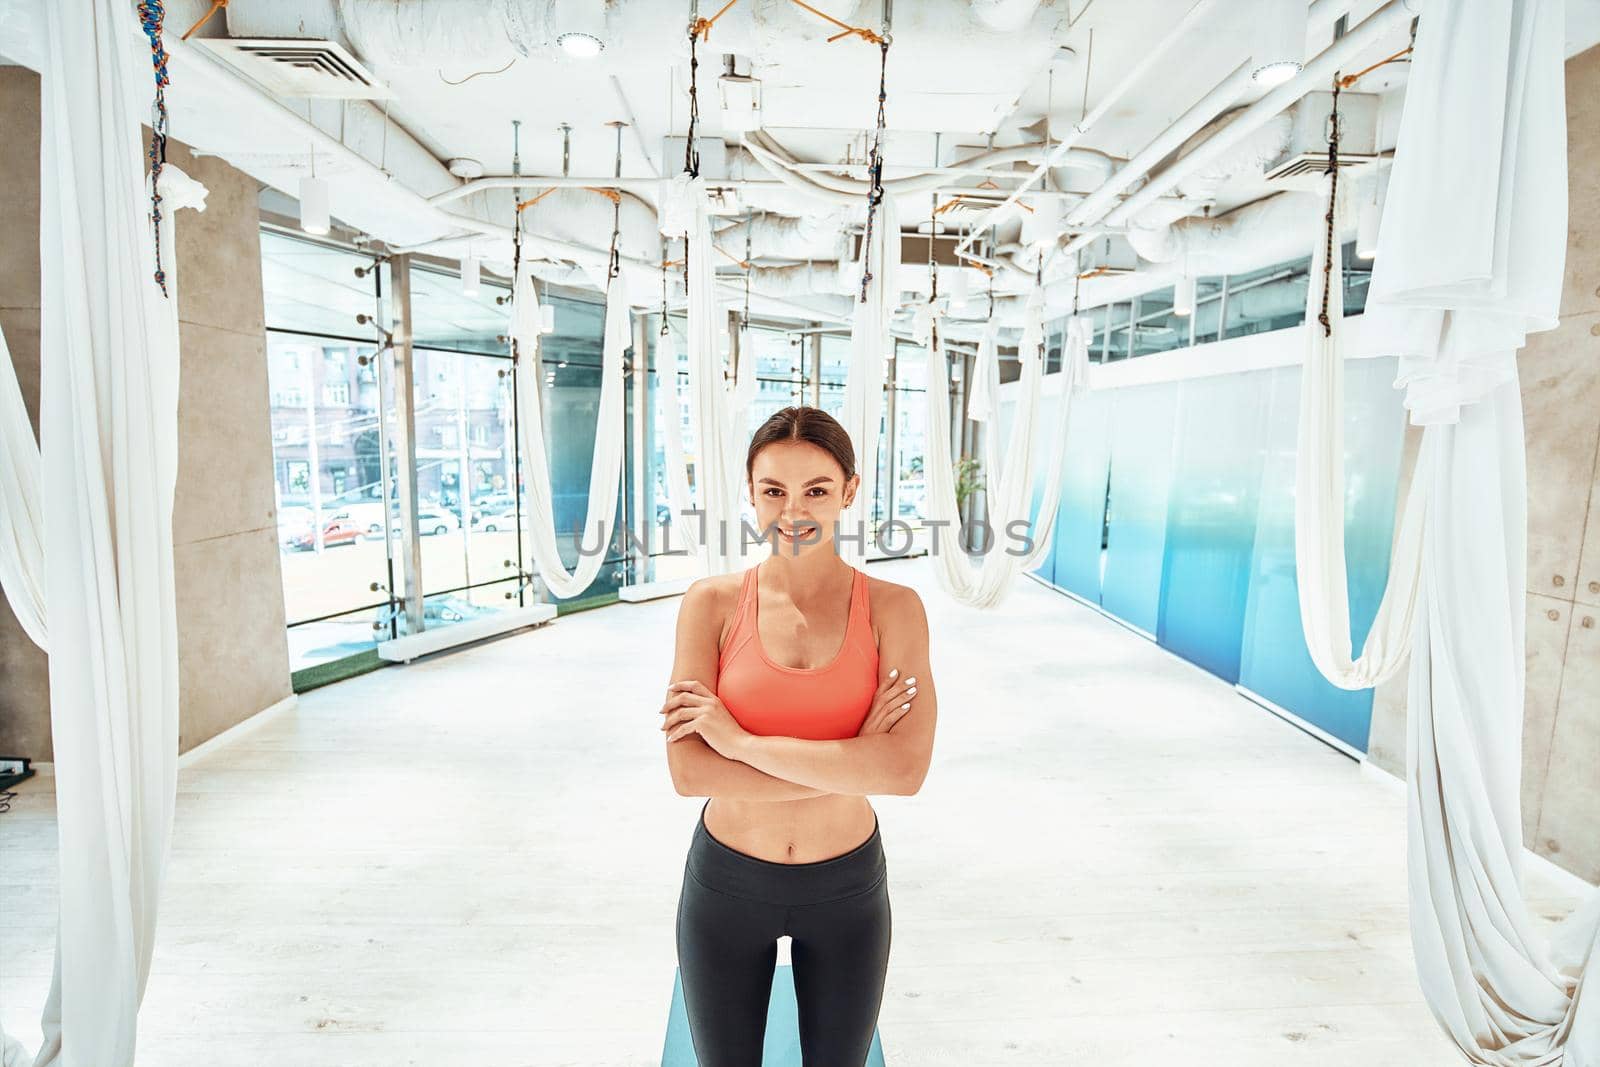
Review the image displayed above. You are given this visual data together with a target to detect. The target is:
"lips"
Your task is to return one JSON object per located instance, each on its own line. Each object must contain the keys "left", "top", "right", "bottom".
{"left": 781, "top": 524, "right": 818, "bottom": 539}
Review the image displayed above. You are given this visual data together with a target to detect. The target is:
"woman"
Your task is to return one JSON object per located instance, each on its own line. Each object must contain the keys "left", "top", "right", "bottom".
{"left": 660, "top": 405, "right": 937, "bottom": 1067}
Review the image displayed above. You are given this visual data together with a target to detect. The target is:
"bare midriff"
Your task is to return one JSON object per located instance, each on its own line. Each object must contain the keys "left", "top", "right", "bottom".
{"left": 704, "top": 793, "right": 877, "bottom": 864}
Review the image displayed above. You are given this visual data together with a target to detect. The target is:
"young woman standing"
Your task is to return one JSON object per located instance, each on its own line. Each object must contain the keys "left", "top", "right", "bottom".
{"left": 660, "top": 405, "right": 937, "bottom": 1067}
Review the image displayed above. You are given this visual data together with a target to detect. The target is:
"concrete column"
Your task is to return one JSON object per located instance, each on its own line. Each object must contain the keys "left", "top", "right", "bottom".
{"left": 0, "top": 68, "right": 293, "bottom": 759}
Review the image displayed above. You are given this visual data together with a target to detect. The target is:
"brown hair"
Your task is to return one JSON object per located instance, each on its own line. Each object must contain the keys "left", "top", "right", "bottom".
{"left": 746, "top": 406, "right": 857, "bottom": 482}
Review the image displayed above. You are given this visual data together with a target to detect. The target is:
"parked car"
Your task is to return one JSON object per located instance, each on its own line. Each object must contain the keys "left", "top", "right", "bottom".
{"left": 419, "top": 508, "right": 459, "bottom": 535}
{"left": 276, "top": 505, "right": 314, "bottom": 547}
{"left": 478, "top": 507, "right": 527, "bottom": 533}
{"left": 331, "top": 502, "right": 388, "bottom": 536}
{"left": 288, "top": 517, "right": 365, "bottom": 552}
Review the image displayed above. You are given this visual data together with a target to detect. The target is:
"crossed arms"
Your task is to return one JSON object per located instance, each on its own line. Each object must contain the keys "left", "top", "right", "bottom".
{"left": 662, "top": 576, "right": 936, "bottom": 799}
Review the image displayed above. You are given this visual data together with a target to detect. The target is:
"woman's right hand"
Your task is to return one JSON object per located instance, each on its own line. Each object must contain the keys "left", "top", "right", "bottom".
{"left": 858, "top": 667, "right": 918, "bottom": 735}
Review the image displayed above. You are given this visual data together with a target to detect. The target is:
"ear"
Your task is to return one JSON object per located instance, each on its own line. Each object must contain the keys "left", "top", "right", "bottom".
{"left": 842, "top": 472, "right": 862, "bottom": 508}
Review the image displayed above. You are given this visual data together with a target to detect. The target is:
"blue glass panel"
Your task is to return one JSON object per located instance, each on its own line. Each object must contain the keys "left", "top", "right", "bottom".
{"left": 1100, "top": 384, "right": 1179, "bottom": 634}
{"left": 1046, "top": 389, "right": 1113, "bottom": 600}
{"left": 1237, "top": 358, "right": 1405, "bottom": 751}
{"left": 1156, "top": 371, "right": 1272, "bottom": 682}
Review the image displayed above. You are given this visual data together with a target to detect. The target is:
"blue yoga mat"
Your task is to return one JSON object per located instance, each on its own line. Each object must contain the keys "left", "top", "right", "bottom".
{"left": 661, "top": 963, "right": 887, "bottom": 1066}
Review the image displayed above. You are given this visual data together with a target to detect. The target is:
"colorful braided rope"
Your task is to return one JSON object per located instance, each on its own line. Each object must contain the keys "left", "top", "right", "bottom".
{"left": 137, "top": 0, "right": 171, "bottom": 297}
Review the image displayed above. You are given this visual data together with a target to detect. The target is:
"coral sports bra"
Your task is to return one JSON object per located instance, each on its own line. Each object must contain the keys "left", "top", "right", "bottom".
{"left": 716, "top": 565, "right": 880, "bottom": 741}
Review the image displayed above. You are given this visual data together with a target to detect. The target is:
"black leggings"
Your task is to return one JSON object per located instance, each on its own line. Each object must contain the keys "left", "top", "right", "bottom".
{"left": 676, "top": 799, "right": 892, "bottom": 1067}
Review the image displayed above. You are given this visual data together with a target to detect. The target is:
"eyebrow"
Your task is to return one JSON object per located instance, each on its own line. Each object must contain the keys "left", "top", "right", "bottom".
{"left": 757, "top": 476, "right": 835, "bottom": 488}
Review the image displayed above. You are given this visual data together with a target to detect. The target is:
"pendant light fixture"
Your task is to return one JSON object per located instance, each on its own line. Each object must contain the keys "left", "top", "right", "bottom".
{"left": 1173, "top": 273, "right": 1196, "bottom": 317}
{"left": 1357, "top": 168, "right": 1384, "bottom": 259}
{"left": 461, "top": 240, "right": 481, "bottom": 297}
{"left": 299, "top": 147, "right": 330, "bottom": 236}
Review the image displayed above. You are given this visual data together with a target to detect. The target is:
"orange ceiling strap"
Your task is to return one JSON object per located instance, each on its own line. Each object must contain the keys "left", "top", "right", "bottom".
{"left": 786, "top": 0, "right": 885, "bottom": 45}
{"left": 181, "top": 0, "right": 226, "bottom": 41}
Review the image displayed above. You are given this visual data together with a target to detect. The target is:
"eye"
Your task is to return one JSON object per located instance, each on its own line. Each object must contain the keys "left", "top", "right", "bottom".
{"left": 807, "top": 486, "right": 828, "bottom": 496}
{"left": 763, "top": 487, "right": 784, "bottom": 497}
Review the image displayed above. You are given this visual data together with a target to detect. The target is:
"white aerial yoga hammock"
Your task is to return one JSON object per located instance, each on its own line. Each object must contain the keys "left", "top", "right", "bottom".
{"left": 653, "top": 326, "right": 701, "bottom": 558}
{"left": 657, "top": 174, "right": 746, "bottom": 575}
{"left": 923, "top": 293, "right": 1089, "bottom": 609}
{"left": 0, "top": 2, "right": 202, "bottom": 1062}
{"left": 837, "top": 195, "right": 900, "bottom": 567}
{"left": 511, "top": 260, "right": 629, "bottom": 599}
{"left": 1293, "top": 0, "right": 1600, "bottom": 1061}
{"left": 1294, "top": 179, "right": 1427, "bottom": 691}
{"left": 654, "top": 313, "right": 764, "bottom": 562}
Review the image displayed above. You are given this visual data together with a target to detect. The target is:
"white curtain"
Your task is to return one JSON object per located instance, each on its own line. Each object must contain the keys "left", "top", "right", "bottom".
{"left": 1295, "top": 0, "right": 1600, "bottom": 1060}
{"left": 838, "top": 196, "right": 899, "bottom": 566}
{"left": 923, "top": 296, "right": 1088, "bottom": 609}
{"left": 14, "top": 1, "right": 190, "bottom": 1062}
{"left": 511, "top": 262, "right": 629, "bottom": 599}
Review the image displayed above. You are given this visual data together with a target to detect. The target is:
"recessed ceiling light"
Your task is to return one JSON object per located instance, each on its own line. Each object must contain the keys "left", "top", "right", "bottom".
{"left": 447, "top": 158, "right": 485, "bottom": 179}
{"left": 1251, "top": 0, "right": 1307, "bottom": 86}
{"left": 555, "top": 0, "right": 606, "bottom": 57}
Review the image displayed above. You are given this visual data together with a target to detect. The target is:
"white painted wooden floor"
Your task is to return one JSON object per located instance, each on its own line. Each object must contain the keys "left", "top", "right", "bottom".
{"left": 0, "top": 558, "right": 1587, "bottom": 1066}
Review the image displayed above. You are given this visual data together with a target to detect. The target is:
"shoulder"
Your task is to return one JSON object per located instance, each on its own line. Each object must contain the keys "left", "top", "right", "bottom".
{"left": 676, "top": 570, "right": 749, "bottom": 642}
{"left": 863, "top": 573, "right": 928, "bottom": 634}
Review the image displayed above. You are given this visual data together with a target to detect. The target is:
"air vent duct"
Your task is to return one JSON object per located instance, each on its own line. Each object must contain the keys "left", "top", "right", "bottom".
{"left": 1262, "top": 91, "right": 1378, "bottom": 188}
{"left": 196, "top": 38, "right": 392, "bottom": 99}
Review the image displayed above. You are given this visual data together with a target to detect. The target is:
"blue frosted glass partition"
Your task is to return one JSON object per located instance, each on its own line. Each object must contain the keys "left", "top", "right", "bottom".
{"left": 1099, "top": 385, "right": 1178, "bottom": 635}
{"left": 1155, "top": 372, "right": 1272, "bottom": 684}
{"left": 1026, "top": 347, "right": 1406, "bottom": 753}
{"left": 1045, "top": 390, "right": 1113, "bottom": 601}
{"left": 1236, "top": 359, "right": 1405, "bottom": 750}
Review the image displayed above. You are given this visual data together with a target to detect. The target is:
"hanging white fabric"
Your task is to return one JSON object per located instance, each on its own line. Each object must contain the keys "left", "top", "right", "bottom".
{"left": 1360, "top": 0, "right": 1567, "bottom": 427}
{"left": 0, "top": 320, "right": 46, "bottom": 649}
{"left": 653, "top": 324, "right": 700, "bottom": 557}
{"left": 1298, "top": 0, "right": 1600, "bottom": 1060}
{"left": 1407, "top": 377, "right": 1600, "bottom": 1066}
{"left": 838, "top": 195, "right": 900, "bottom": 566}
{"left": 511, "top": 261, "right": 629, "bottom": 599}
{"left": 681, "top": 179, "right": 743, "bottom": 574}
{"left": 923, "top": 294, "right": 1088, "bottom": 609}
{"left": 20, "top": 0, "right": 189, "bottom": 1062}
{"left": 1293, "top": 174, "right": 1427, "bottom": 690}
{"left": 965, "top": 319, "right": 1000, "bottom": 424}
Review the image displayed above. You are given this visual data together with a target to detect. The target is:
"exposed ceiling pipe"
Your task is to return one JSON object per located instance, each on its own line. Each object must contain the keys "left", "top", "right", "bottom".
{"left": 954, "top": 0, "right": 1223, "bottom": 256}
{"left": 712, "top": 211, "right": 853, "bottom": 262}
{"left": 1055, "top": 0, "right": 1412, "bottom": 272}
{"left": 1123, "top": 186, "right": 1362, "bottom": 276}
{"left": 1101, "top": 0, "right": 1411, "bottom": 229}
{"left": 744, "top": 131, "right": 1114, "bottom": 200}
{"left": 610, "top": 75, "right": 659, "bottom": 178}
{"left": 1063, "top": 58, "right": 1256, "bottom": 226}
{"left": 429, "top": 174, "right": 791, "bottom": 207}
{"left": 160, "top": 30, "right": 512, "bottom": 245}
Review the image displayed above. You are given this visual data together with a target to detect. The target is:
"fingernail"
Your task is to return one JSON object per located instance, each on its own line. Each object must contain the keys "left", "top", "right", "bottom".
{"left": 905, "top": 677, "right": 916, "bottom": 686}
{"left": 907, "top": 686, "right": 917, "bottom": 696}
{"left": 889, "top": 668, "right": 898, "bottom": 679}
{"left": 901, "top": 702, "right": 910, "bottom": 710}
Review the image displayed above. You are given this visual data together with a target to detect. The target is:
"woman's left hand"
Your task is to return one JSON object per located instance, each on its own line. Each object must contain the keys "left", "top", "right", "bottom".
{"left": 661, "top": 680, "right": 750, "bottom": 759}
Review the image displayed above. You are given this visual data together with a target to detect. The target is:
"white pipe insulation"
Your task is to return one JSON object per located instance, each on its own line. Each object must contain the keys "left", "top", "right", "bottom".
{"left": 713, "top": 212, "right": 853, "bottom": 263}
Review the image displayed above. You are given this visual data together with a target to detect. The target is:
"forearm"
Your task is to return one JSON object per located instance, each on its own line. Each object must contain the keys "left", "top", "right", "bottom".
{"left": 733, "top": 733, "right": 909, "bottom": 797}
{"left": 671, "top": 737, "right": 830, "bottom": 800}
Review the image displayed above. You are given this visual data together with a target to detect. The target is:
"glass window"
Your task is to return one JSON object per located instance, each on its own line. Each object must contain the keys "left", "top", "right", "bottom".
{"left": 1130, "top": 286, "right": 1189, "bottom": 358}
{"left": 1222, "top": 256, "right": 1311, "bottom": 339}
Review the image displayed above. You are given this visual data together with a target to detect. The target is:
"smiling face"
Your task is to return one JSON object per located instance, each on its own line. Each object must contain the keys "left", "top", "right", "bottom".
{"left": 749, "top": 438, "right": 861, "bottom": 556}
